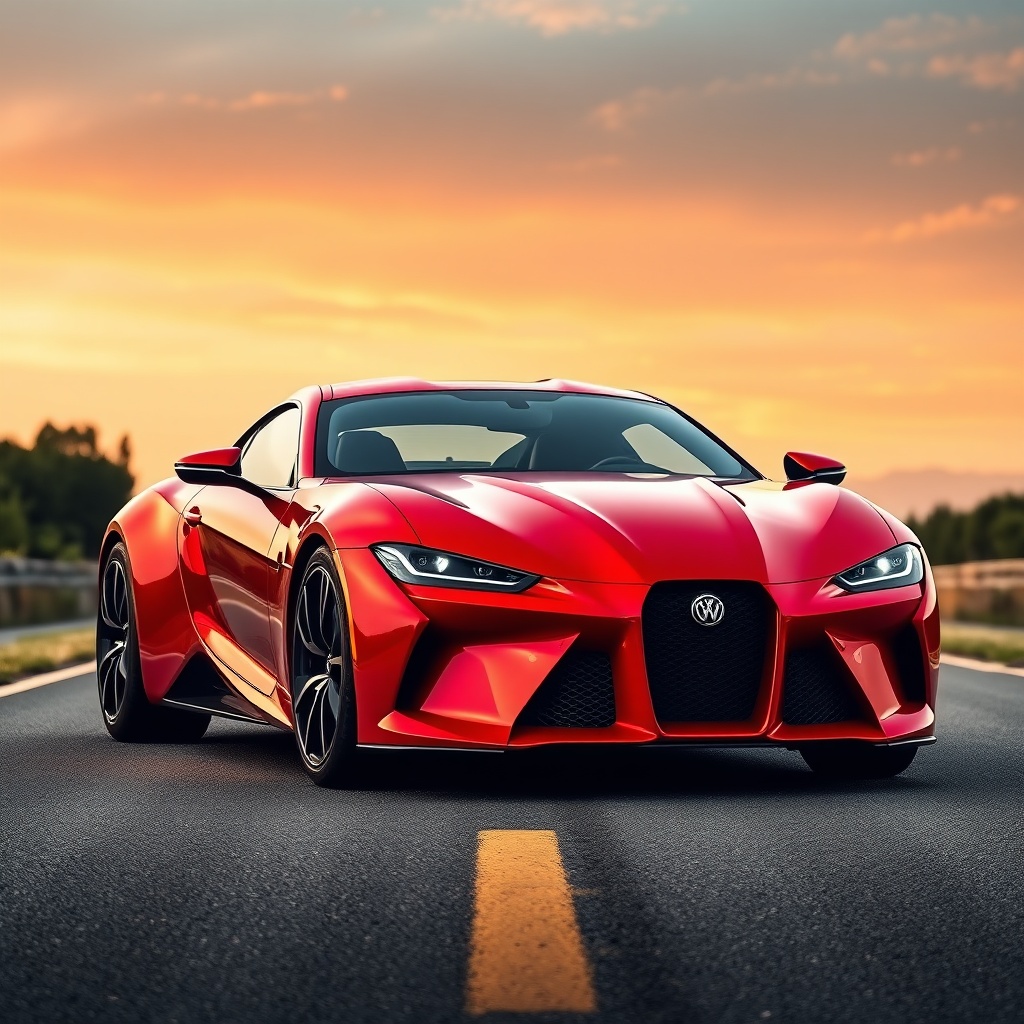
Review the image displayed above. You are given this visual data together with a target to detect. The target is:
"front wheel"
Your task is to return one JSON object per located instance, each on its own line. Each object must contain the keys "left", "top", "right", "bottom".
{"left": 290, "top": 549, "right": 357, "bottom": 787}
{"left": 800, "top": 742, "right": 918, "bottom": 779}
{"left": 97, "top": 542, "right": 211, "bottom": 743}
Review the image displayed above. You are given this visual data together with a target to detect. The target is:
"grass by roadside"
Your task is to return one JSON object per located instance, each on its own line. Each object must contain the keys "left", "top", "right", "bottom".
{"left": 0, "top": 628, "right": 94, "bottom": 685}
{"left": 941, "top": 623, "right": 1024, "bottom": 667}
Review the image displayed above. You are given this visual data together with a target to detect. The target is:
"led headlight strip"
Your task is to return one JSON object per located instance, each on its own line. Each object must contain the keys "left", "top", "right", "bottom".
{"left": 833, "top": 543, "right": 924, "bottom": 593}
{"left": 372, "top": 544, "right": 540, "bottom": 593}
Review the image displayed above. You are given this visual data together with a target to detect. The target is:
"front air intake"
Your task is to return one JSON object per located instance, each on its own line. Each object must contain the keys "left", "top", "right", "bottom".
{"left": 516, "top": 649, "right": 615, "bottom": 728}
{"left": 782, "top": 644, "right": 864, "bottom": 725}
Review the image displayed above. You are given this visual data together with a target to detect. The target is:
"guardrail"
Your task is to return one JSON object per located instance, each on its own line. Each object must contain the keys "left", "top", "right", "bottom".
{"left": 0, "top": 558, "right": 97, "bottom": 628}
{"left": 931, "top": 559, "right": 1024, "bottom": 627}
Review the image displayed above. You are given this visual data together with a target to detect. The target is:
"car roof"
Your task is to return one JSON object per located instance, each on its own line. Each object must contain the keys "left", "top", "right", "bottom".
{"left": 314, "top": 377, "right": 660, "bottom": 403}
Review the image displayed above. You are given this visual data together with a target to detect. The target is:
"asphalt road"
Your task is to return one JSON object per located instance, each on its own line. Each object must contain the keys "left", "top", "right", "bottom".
{"left": 1, "top": 664, "right": 1022, "bottom": 1024}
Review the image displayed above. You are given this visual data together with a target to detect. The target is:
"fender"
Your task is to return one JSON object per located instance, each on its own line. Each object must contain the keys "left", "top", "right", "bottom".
{"left": 102, "top": 478, "right": 203, "bottom": 702}
{"left": 265, "top": 481, "right": 420, "bottom": 696}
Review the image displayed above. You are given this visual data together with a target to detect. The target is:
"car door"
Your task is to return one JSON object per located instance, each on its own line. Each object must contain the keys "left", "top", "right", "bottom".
{"left": 178, "top": 405, "right": 300, "bottom": 695}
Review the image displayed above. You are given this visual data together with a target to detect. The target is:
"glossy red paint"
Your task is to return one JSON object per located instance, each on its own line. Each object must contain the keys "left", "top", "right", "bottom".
{"left": 101, "top": 378, "right": 939, "bottom": 754}
{"left": 174, "top": 447, "right": 241, "bottom": 469}
{"left": 178, "top": 484, "right": 288, "bottom": 688}
{"left": 783, "top": 450, "right": 847, "bottom": 484}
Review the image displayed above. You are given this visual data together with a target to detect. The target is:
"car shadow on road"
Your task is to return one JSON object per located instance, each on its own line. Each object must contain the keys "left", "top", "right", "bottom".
{"left": 356, "top": 745, "right": 934, "bottom": 799}
{"left": 198, "top": 724, "right": 932, "bottom": 798}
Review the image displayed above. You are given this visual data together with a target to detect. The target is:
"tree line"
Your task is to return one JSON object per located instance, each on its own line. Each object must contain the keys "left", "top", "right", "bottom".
{"left": 908, "top": 493, "right": 1024, "bottom": 566}
{"left": 0, "top": 424, "right": 134, "bottom": 561}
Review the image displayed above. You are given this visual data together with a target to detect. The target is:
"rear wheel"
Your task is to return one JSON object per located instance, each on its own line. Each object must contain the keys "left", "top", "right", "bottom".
{"left": 290, "top": 549, "right": 357, "bottom": 787}
{"left": 800, "top": 742, "right": 918, "bottom": 779}
{"left": 97, "top": 542, "right": 211, "bottom": 742}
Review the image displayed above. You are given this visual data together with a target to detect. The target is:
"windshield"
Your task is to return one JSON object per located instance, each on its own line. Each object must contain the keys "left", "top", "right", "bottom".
{"left": 314, "top": 390, "right": 757, "bottom": 479}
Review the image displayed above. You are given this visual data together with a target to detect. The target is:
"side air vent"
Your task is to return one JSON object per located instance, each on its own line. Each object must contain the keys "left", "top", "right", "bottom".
{"left": 891, "top": 626, "right": 927, "bottom": 705}
{"left": 516, "top": 650, "right": 615, "bottom": 729}
{"left": 395, "top": 628, "right": 442, "bottom": 710}
{"left": 782, "top": 644, "right": 864, "bottom": 725}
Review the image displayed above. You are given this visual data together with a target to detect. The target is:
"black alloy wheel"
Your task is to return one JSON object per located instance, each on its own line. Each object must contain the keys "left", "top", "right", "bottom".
{"left": 97, "top": 542, "right": 210, "bottom": 742}
{"left": 97, "top": 554, "right": 131, "bottom": 726}
{"left": 291, "top": 548, "right": 356, "bottom": 786}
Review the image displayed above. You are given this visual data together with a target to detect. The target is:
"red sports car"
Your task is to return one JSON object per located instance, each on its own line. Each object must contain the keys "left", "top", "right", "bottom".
{"left": 97, "top": 378, "right": 939, "bottom": 785}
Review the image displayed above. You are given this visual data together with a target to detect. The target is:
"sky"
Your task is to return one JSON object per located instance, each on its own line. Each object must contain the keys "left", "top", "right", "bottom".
{"left": 0, "top": 0, "right": 1021, "bottom": 492}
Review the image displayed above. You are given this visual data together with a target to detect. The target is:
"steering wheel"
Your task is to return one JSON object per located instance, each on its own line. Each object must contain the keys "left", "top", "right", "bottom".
{"left": 588, "top": 456, "right": 647, "bottom": 470}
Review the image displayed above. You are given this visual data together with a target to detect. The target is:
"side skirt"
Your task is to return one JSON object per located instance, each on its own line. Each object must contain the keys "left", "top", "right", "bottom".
{"left": 161, "top": 653, "right": 284, "bottom": 728}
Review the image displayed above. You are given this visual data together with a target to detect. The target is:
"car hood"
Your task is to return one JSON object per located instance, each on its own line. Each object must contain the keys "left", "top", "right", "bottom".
{"left": 368, "top": 474, "right": 898, "bottom": 586}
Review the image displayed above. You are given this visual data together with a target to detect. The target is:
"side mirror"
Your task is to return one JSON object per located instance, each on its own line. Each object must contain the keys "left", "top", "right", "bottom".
{"left": 174, "top": 447, "right": 242, "bottom": 486}
{"left": 783, "top": 451, "right": 846, "bottom": 486}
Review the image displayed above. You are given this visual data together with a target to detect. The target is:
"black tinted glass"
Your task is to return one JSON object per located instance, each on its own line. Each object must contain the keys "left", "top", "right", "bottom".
{"left": 315, "top": 390, "right": 755, "bottom": 479}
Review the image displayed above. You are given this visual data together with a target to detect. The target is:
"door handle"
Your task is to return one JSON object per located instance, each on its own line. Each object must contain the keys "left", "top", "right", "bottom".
{"left": 184, "top": 507, "right": 203, "bottom": 527}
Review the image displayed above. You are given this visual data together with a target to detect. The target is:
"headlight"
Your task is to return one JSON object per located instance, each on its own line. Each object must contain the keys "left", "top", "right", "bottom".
{"left": 372, "top": 544, "right": 540, "bottom": 592}
{"left": 833, "top": 543, "right": 924, "bottom": 593}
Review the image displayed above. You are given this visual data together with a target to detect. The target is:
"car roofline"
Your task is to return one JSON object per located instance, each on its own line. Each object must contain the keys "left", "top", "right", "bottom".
{"left": 310, "top": 378, "right": 662, "bottom": 404}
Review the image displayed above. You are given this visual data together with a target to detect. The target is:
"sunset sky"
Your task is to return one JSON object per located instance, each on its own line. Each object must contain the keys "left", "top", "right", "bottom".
{"left": 0, "top": 0, "right": 1021, "bottom": 493}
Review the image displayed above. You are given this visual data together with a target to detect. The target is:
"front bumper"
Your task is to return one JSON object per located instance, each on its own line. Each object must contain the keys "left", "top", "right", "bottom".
{"left": 336, "top": 548, "right": 940, "bottom": 750}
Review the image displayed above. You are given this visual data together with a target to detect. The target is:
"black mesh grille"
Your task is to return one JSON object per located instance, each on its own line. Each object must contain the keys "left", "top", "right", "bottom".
{"left": 891, "top": 627, "right": 927, "bottom": 705}
{"left": 782, "top": 645, "right": 864, "bottom": 725}
{"left": 642, "top": 581, "right": 773, "bottom": 724}
{"left": 517, "top": 650, "right": 615, "bottom": 728}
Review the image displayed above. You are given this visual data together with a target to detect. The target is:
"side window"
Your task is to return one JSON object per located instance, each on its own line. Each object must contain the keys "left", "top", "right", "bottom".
{"left": 240, "top": 407, "right": 301, "bottom": 488}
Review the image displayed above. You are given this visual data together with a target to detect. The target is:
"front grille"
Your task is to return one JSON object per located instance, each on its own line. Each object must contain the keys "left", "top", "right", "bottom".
{"left": 782, "top": 645, "right": 864, "bottom": 724}
{"left": 516, "top": 650, "right": 615, "bottom": 728}
{"left": 642, "top": 581, "right": 773, "bottom": 724}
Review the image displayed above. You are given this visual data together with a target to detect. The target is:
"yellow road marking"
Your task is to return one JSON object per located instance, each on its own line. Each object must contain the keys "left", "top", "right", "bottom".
{"left": 467, "top": 829, "right": 597, "bottom": 1015}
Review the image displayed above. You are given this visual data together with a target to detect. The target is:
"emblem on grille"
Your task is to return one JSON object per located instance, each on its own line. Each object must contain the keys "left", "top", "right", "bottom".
{"left": 691, "top": 593, "right": 725, "bottom": 626}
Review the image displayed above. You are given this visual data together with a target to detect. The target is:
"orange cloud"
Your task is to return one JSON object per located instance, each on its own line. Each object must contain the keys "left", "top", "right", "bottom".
{"left": 868, "top": 194, "right": 1020, "bottom": 242}
{"left": 588, "top": 87, "right": 665, "bottom": 131}
{"left": 927, "top": 48, "right": 1024, "bottom": 91}
{"left": 142, "top": 86, "right": 349, "bottom": 113}
{"left": 589, "top": 68, "right": 839, "bottom": 130}
{"left": 967, "top": 117, "right": 1012, "bottom": 134}
{"left": 434, "top": 0, "right": 672, "bottom": 36}
{"left": 0, "top": 84, "right": 351, "bottom": 154}
{"left": 0, "top": 95, "right": 107, "bottom": 154}
{"left": 891, "top": 146, "right": 962, "bottom": 168}
{"left": 833, "top": 14, "right": 991, "bottom": 59}
{"left": 701, "top": 67, "right": 840, "bottom": 97}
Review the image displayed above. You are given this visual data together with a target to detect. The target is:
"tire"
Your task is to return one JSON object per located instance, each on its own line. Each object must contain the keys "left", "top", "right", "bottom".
{"left": 290, "top": 548, "right": 357, "bottom": 787}
{"left": 97, "top": 542, "right": 212, "bottom": 743}
{"left": 800, "top": 741, "right": 918, "bottom": 779}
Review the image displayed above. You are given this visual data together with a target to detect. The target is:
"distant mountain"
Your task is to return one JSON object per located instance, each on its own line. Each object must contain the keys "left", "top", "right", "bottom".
{"left": 845, "top": 470, "right": 1024, "bottom": 521}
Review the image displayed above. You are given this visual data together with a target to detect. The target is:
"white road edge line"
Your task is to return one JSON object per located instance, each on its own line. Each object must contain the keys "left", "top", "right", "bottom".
{"left": 941, "top": 653, "right": 1024, "bottom": 679}
{"left": 0, "top": 661, "right": 97, "bottom": 697}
